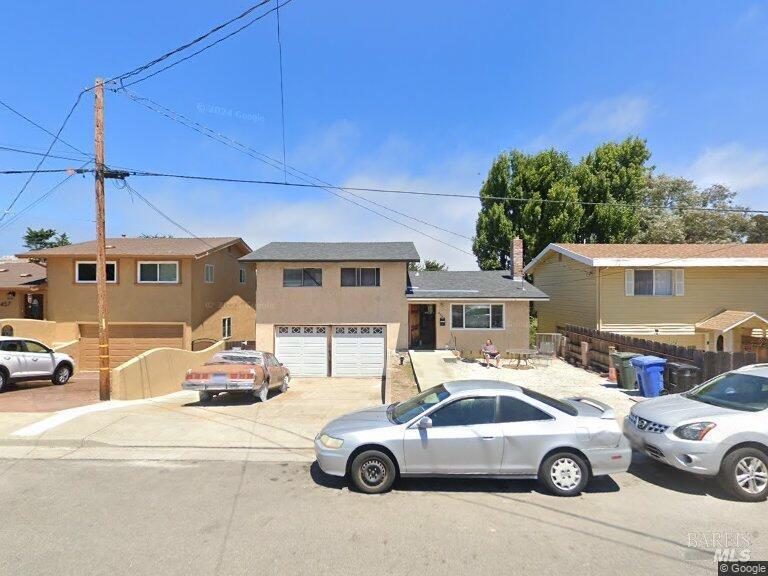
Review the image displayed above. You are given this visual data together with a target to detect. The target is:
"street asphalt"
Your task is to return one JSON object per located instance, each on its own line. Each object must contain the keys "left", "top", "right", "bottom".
{"left": 1, "top": 455, "right": 765, "bottom": 576}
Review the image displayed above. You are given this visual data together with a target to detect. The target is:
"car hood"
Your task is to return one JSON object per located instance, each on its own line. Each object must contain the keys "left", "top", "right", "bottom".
{"left": 321, "top": 404, "right": 395, "bottom": 436}
{"left": 632, "top": 394, "right": 738, "bottom": 425}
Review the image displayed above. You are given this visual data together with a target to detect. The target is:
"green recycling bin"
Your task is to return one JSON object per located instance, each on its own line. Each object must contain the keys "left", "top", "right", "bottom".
{"left": 610, "top": 351, "right": 641, "bottom": 390}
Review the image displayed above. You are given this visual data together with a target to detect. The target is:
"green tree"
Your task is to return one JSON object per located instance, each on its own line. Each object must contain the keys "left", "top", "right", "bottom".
{"left": 23, "top": 228, "right": 71, "bottom": 251}
{"left": 636, "top": 176, "right": 752, "bottom": 243}
{"left": 748, "top": 214, "right": 768, "bottom": 243}
{"left": 408, "top": 259, "right": 448, "bottom": 271}
{"left": 473, "top": 149, "right": 582, "bottom": 269}
{"left": 574, "top": 137, "right": 652, "bottom": 243}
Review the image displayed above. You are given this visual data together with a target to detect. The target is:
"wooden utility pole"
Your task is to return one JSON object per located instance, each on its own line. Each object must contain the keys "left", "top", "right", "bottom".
{"left": 94, "top": 77, "right": 111, "bottom": 401}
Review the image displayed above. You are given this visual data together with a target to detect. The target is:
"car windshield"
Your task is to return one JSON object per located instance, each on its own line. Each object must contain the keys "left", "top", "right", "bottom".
{"left": 390, "top": 385, "right": 450, "bottom": 424}
{"left": 684, "top": 372, "right": 768, "bottom": 412}
{"left": 520, "top": 387, "right": 578, "bottom": 416}
{"left": 207, "top": 353, "right": 263, "bottom": 365}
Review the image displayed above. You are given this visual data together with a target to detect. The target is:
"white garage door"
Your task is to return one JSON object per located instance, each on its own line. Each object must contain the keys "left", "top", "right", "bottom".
{"left": 332, "top": 326, "right": 385, "bottom": 377}
{"left": 275, "top": 326, "right": 328, "bottom": 377}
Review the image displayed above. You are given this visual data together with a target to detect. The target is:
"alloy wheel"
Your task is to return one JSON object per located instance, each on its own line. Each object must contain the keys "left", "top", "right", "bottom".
{"left": 57, "top": 367, "right": 70, "bottom": 384}
{"left": 735, "top": 457, "right": 768, "bottom": 495}
{"left": 361, "top": 458, "right": 387, "bottom": 487}
{"left": 550, "top": 457, "right": 582, "bottom": 491}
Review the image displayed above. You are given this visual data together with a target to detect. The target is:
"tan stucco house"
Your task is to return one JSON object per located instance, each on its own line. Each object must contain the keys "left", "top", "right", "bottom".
{"left": 17, "top": 237, "right": 255, "bottom": 369}
{"left": 525, "top": 243, "right": 768, "bottom": 355}
{"left": 0, "top": 260, "right": 46, "bottom": 321}
{"left": 241, "top": 240, "right": 547, "bottom": 377}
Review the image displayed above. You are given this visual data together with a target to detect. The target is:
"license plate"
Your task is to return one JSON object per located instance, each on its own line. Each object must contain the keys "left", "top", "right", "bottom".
{"left": 211, "top": 374, "right": 228, "bottom": 384}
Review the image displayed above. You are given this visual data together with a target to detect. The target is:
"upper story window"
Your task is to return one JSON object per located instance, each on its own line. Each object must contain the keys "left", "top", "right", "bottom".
{"left": 239, "top": 268, "right": 246, "bottom": 284}
{"left": 341, "top": 267, "right": 380, "bottom": 287}
{"left": 625, "top": 269, "right": 684, "bottom": 296}
{"left": 451, "top": 304, "right": 504, "bottom": 330}
{"left": 138, "top": 261, "right": 179, "bottom": 284}
{"left": 204, "top": 264, "right": 215, "bottom": 284}
{"left": 283, "top": 268, "right": 322, "bottom": 287}
{"left": 76, "top": 261, "right": 117, "bottom": 284}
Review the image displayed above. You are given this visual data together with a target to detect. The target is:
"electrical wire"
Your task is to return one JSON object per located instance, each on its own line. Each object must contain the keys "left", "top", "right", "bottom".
{"left": 0, "top": 145, "right": 91, "bottom": 164}
{"left": 275, "top": 0, "right": 288, "bottom": 183}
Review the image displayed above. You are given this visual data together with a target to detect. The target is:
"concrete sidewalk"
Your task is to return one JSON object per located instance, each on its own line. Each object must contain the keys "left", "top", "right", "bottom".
{"left": 410, "top": 350, "right": 636, "bottom": 419}
{"left": 0, "top": 377, "right": 381, "bottom": 461}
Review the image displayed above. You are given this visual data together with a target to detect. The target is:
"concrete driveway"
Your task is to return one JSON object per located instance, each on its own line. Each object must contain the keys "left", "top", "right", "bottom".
{"left": 0, "top": 371, "right": 99, "bottom": 412}
{"left": 0, "top": 377, "right": 381, "bottom": 459}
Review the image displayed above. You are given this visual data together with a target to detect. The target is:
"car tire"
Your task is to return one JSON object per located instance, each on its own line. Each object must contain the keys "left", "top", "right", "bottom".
{"left": 538, "top": 452, "right": 590, "bottom": 497}
{"left": 279, "top": 376, "right": 289, "bottom": 393}
{"left": 254, "top": 383, "right": 269, "bottom": 402}
{"left": 718, "top": 448, "right": 768, "bottom": 502}
{"left": 199, "top": 391, "right": 213, "bottom": 402}
{"left": 0, "top": 369, "right": 8, "bottom": 392}
{"left": 51, "top": 364, "right": 71, "bottom": 385}
{"left": 349, "top": 450, "right": 397, "bottom": 494}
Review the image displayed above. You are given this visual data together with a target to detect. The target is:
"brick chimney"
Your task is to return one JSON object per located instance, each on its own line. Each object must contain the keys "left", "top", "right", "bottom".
{"left": 510, "top": 237, "right": 524, "bottom": 280}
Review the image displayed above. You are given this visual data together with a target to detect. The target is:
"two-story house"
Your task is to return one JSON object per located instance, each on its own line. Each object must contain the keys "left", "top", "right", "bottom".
{"left": 18, "top": 237, "right": 255, "bottom": 369}
{"left": 0, "top": 260, "right": 46, "bottom": 321}
{"left": 525, "top": 243, "right": 768, "bottom": 355}
{"left": 241, "top": 240, "right": 547, "bottom": 377}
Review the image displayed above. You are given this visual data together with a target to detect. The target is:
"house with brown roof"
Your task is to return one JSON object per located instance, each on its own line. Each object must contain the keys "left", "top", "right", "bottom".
{"left": 525, "top": 243, "right": 768, "bottom": 356}
{"left": 0, "top": 260, "right": 46, "bottom": 320}
{"left": 16, "top": 237, "right": 255, "bottom": 369}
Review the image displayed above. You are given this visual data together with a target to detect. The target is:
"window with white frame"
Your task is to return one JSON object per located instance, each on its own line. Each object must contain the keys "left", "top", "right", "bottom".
{"left": 625, "top": 269, "right": 684, "bottom": 296}
{"left": 239, "top": 268, "right": 246, "bottom": 284}
{"left": 76, "top": 261, "right": 117, "bottom": 283}
{"left": 204, "top": 264, "right": 215, "bottom": 283}
{"left": 222, "top": 317, "right": 232, "bottom": 339}
{"left": 340, "top": 267, "right": 380, "bottom": 287}
{"left": 451, "top": 304, "right": 504, "bottom": 329}
{"left": 137, "top": 261, "right": 179, "bottom": 284}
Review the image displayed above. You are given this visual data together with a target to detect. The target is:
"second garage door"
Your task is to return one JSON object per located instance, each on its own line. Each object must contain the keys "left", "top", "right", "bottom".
{"left": 332, "top": 326, "right": 385, "bottom": 377}
{"left": 79, "top": 323, "right": 185, "bottom": 371}
{"left": 274, "top": 326, "right": 328, "bottom": 377}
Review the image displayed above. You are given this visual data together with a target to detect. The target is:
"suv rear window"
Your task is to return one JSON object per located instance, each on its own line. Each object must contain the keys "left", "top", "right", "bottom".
{"left": 520, "top": 388, "right": 578, "bottom": 416}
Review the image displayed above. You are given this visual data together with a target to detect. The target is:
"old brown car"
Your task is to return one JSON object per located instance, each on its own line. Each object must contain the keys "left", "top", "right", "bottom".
{"left": 182, "top": 350, "right": 290, "bottom": 402}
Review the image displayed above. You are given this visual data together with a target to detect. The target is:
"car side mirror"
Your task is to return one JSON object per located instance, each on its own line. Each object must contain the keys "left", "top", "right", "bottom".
{"left": 417, "top": 416, "right": 432, "bottom": 429}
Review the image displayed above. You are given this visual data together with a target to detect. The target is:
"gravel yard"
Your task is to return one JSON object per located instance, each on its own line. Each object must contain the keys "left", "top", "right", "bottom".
{"left": 409, "top": 350, "right": 637, "bottom": 419}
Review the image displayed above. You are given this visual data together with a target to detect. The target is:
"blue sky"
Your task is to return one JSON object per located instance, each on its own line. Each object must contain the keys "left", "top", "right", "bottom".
{"left": 1, "top": 0, "right": 767, "bottom": 268}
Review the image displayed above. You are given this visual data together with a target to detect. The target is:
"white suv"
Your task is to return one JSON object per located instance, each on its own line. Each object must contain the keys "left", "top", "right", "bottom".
{"left": 0, "top": 336, "right": 75, "bottom": 392}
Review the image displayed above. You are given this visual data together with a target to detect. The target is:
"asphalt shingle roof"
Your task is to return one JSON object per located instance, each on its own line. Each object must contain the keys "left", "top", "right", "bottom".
{"left": 241, "top": 242, "right": 420, "bottom": 262}
{"left": 0, "top": 261, "right": 46, "bottom": 288}
{"left": 407, "top": 270, "right": 548, "bottom": 300}
{"left": 18, "top": 237, "right": 246, "bottom": 259}
{"left": 554, "top": 243, "right": 768, "bottom": 259}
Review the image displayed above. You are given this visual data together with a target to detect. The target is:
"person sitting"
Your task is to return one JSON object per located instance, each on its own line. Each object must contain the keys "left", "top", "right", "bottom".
{"left": 482, "top": 339, "right": 501, "bottom": 368}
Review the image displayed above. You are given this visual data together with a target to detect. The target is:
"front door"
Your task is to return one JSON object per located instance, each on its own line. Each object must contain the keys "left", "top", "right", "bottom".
{"left": 408, "top": 304, "right": 436, "bottom": 349}
{"left": 24, "top": 294, "right": 44, "bottom": 320}
{"left": 402, "top": 396, "right": 503, "bottom": 474}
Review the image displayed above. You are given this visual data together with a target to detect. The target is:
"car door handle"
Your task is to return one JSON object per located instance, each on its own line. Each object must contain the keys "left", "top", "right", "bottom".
{"left": 482, "top": 436, "right": 496, "bottom": 440}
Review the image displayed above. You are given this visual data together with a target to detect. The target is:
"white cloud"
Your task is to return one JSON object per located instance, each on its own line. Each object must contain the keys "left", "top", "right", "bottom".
{"left": 686, "top": 143, "right": 768, "bottom": 193}
{"left": 530, "top": 95, "right": 651, "bottom": 149}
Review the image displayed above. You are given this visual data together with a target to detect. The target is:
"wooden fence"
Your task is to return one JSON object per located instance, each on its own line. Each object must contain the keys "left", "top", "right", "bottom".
{"left": 559, "top": 325, "right": 757, "bottom": 384}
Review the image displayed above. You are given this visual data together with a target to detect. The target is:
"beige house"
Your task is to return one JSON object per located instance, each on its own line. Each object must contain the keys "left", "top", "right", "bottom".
{"left": 241, "top": 241, "right": 547, "bottom": 377}
{"left": 525, "top": 243, "right": 768, "bottom": 355}
{"left": 17, "top": 237, "right": 255, "bottom": 369}
{"left": 0, "top": 260, "right": 46, "bottom": 321}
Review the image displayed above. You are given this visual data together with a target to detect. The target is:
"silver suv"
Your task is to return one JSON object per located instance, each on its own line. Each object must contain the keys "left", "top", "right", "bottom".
{"left": 0, "top": 336, "right": 75, "bottom": 391}
{"left": 624, "top": 364, "right": 768, "bottom": 501}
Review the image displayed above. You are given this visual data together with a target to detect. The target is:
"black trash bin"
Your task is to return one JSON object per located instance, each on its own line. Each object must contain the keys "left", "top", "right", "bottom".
{"left": 665, "top": 362, "right": 702, "bottom": 394}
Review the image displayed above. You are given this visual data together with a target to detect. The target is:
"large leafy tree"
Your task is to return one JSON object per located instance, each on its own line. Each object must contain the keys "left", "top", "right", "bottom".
{"left": 636, "top": 176, "right": 752, "bottom": 243}
{"left": 574, "top": 137, "right": 652, "bottom": 243}
{"left": 473, "top": 149, "right": 582, "bottom": 269}
{"left": 748, "top": 215, "right": 768, "bottom": 243}
{"left": 23, "top": 228, "right": 70, "bottom": 251}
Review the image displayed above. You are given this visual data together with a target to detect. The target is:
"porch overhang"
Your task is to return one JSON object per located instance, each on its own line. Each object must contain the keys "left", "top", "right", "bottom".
{"left": 695, "top": 310, "right": 768, "bottom": 334}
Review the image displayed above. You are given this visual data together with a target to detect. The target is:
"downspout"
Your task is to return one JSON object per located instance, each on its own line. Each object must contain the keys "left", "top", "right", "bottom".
{"left": 596, "top": 267, "right": 602, "bottom": 330}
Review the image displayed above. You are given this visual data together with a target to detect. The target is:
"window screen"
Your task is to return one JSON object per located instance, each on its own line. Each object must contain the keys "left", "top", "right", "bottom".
{"left": 634, "top": 270, "right": 654, "bottom": 295}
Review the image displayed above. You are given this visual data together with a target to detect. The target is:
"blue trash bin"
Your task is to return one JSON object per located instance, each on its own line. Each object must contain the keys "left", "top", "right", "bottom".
{"left": 629, "top": 355, "right": 667, "bottom": 397}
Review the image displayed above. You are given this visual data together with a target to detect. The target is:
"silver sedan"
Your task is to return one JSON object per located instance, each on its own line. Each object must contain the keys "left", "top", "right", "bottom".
{"left": 315, "top": 380, "right": 631, "bottom": 496}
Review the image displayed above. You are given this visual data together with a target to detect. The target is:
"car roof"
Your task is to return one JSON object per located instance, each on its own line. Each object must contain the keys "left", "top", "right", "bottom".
{"left": 442, "top": 379, "right": 522, "bottom": 395}
{"left": 0, "top": 336, "right": 37, "bottom": 341}
{"left": 733, "top": 364, "right": 768, "bottom": 378}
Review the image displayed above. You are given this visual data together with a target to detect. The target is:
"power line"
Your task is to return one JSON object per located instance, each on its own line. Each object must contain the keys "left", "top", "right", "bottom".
{"left": 0, "top": 145, "right": 90, "bottom": 164}
{"left": 0, "top": 168, "right": 78, "bottom": 175}
{"left": 0, "top": 93, "right": 86, "bottom": 226}
{"left": 275, "top": 0, "right": 288, "bottom": 183}
{"left": 114, "top": 0, "right": 295, "bottom": 90}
